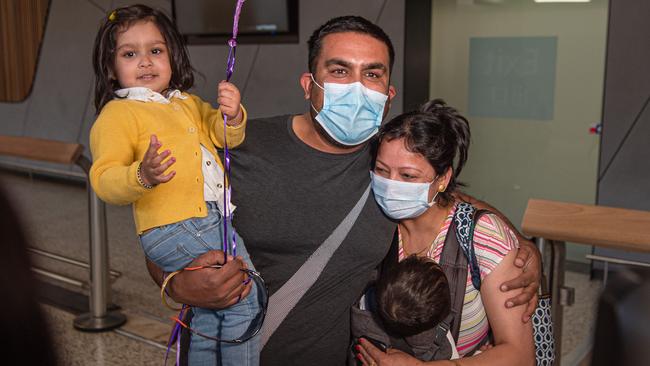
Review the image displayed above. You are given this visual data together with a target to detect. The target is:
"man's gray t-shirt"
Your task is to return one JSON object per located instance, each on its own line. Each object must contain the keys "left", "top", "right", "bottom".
{"left": 230, "top": 115, "right": 395, "bottom": 365}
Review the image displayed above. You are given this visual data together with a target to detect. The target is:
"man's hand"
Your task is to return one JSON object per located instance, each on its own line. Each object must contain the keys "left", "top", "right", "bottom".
{"left": 501, "top": 239, "right": 542, "bottom": 322}
{"left": 140, "top": 134, "right": 176, "bottom": 187}
{"left": 147, "top": 250, "right": 251, "bottom": 309}
{"left": 218, "top": 81, "right": 243, "bottom": 126}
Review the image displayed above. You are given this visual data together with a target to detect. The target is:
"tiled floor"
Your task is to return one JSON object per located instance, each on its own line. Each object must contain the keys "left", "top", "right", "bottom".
{"left": 2, "top": 169, "right": 602, "bottom": 365}
{"left": 43, "top": 305, "right": 166, "bottom": 366}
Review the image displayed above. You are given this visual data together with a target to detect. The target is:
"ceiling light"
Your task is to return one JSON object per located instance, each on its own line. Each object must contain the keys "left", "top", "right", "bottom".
{"left": 535, "top": 0, "right": 591, "bottom": 3}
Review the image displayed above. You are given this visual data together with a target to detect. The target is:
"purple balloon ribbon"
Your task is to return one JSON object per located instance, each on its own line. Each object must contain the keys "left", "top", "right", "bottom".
{"left": 163, "top": 5, "right": 247, "bottom": 363}
{"left": 222, "top": 0, "right": 246, "bottom": 261}
{"left": 164, "top": 305, "right": 188, "bottom": 366}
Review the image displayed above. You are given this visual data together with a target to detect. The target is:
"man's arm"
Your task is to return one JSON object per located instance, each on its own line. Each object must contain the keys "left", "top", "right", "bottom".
{"left": 146, "top": 250, "right": 251, "bottom": 309}
{"left": 455, "top": 192, "right": 541, "bottom": 322}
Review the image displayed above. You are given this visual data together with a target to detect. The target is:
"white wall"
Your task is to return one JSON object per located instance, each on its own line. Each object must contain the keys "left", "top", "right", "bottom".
{"left": 430, "top": 0, "right": 609, "bottom": 262}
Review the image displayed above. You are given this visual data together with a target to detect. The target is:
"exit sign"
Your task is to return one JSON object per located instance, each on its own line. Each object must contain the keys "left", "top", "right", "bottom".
{"left": 468, "top": 36, "right": 557, "bottom": 120}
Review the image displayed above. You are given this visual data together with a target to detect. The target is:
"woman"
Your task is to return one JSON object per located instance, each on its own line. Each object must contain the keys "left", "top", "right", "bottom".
{"left": 357, "top": 100, "right": 535, "bottom": 365}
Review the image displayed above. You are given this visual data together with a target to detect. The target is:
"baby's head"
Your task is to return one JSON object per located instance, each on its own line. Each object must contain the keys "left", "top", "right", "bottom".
{"left": 377, "top": 255, "right": 451, "bottom": 337}
{"left": 92, "top": 4, "right": 194, "bottom": 112}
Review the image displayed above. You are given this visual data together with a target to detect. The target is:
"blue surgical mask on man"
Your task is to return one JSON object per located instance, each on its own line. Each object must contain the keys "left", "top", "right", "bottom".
{"left": 310, "top": 74, "right": 388, "bottom": 146}
{"left": 370, "top": 171, "right": 439, "bottom": 220}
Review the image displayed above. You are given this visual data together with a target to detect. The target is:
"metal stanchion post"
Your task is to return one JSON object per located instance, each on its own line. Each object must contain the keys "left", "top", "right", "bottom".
{"left": 74, "top": 156, "right": 126, "bottom": 331}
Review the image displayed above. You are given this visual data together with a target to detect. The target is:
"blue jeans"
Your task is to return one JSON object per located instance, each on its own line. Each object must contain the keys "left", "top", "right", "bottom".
{"left": 139, "top": 202, "right": 260, "bottom": 366}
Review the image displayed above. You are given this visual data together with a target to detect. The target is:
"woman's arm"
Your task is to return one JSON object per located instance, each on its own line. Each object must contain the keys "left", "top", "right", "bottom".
{"left": 446, "top": 249, "right": 535, "bottom": 365}
{"left": 455, "top": 192, "right": 541, "bottom": 321}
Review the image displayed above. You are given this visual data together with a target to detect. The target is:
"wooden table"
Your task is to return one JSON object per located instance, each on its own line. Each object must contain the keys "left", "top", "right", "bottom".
{"left": 522, "top": 199, "right": 650, "bottom": 364}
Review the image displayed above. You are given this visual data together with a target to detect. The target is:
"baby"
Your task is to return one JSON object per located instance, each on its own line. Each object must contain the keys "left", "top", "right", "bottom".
{"left": 351, "top": 255, "right": 457, "bottom": 363}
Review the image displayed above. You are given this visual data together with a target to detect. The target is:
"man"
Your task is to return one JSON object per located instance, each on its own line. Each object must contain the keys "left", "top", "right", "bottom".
{"left": 147, "top": 16, "right": 541, "bottom": 365}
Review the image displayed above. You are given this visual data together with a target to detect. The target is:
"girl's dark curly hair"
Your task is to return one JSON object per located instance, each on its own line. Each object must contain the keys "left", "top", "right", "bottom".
{"left": 92, "top": 4, "right": 194, "bottom": 113}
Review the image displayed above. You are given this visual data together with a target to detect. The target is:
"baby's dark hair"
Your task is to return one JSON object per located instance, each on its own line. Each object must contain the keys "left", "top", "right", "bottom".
{"left": 92, "top": 4, "right": 194, "bottom": 113}
{"left": 376, "top": 99, "right": 471, "bottom": 207}
{"left": 377, "top": 255, "right": 451, "bottom": 337}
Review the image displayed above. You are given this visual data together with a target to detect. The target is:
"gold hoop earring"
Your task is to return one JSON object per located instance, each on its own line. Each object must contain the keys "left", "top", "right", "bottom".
{"left": 438, "top": 184, "right": 445, "bottom": 192}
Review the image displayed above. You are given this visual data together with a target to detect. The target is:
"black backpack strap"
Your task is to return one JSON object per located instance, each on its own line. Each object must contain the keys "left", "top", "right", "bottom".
{"left": 451, "top": 203, "right": 495, "bottom": 356}
{"left": 470, "top": 208, "right": 490, "bottom": 281}
{"left": 452, "top": 203, "right": 482, "bottom": 290}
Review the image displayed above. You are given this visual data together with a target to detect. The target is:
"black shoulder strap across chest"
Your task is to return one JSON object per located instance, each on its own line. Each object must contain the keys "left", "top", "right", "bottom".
{"left": 379, "top": 229, "right": 400, "bottom": 277}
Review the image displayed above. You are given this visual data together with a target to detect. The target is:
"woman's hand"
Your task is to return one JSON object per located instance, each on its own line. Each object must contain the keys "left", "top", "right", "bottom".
{"left": 146, "top": 250, "right": 252, "bottom": 309}
{"left": 356, "top": 338, "right": 425, "bottom": 366}
{"left": 217, "top": 81, "right": 243, "bottom": 126}
{"left": 140, "top": 134, "right": 176, "bottom": 187}
{"left": 503, "top": 239, "right": 541, "bottom": 322}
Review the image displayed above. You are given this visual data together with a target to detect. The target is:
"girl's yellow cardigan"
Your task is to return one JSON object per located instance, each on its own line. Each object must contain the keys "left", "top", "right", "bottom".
{"left": 89, "top": 93, "right": 246, "bottom": 234}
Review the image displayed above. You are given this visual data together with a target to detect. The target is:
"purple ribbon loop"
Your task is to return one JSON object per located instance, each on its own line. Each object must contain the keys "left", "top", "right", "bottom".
{"left": 222, "top": 0, "right": 246, "bottom": 261}
{"left": 164, "top": 3, "right": 247, "bottom": 364}
{"left": 164, "top": 305, "right": 188, "bottom": 366}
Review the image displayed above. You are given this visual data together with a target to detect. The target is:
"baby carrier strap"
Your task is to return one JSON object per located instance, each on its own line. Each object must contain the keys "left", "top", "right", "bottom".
{"left": 379, "top": 229, "right": 399, "bottom": 278}
{"left": 438, "top": 224, "right": 468, "bottom": 342}
{"left": 403, "top": 312, "right": 455, "bottom": 361}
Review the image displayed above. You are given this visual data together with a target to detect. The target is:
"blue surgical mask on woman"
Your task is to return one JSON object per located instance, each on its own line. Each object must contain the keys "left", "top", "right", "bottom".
{"left": 370, "top": 171, "right": 439, "bottom": 220}
{"left": 310, "top": 75, "right": 388, "bottom": 146}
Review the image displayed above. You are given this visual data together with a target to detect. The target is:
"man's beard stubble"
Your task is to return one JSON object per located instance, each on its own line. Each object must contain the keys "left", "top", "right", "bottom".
{"left": 308, "top": 109, "right": 358, "bottom": 150}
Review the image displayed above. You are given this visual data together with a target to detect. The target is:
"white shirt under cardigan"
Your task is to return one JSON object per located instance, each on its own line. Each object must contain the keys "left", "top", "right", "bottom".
{"left": 115, "top": 87, "right": 235, "bottom": 214}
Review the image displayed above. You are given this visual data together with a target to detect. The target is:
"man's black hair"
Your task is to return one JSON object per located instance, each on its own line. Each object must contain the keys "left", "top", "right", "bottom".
{"left": 307, "top": 15, "right": 395, "bottom": 74}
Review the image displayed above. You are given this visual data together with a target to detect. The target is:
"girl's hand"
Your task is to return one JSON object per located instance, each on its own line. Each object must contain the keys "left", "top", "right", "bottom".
{"left": 217, "top": 80, "right": 243, "bottom": 126}
{"left": 140, "top": 134, "right": 176, "bottom": 187}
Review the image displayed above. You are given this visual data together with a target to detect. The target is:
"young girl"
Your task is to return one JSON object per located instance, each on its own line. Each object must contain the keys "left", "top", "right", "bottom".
{"left": 89, "top": 5, "right": 259, "bottom": 365}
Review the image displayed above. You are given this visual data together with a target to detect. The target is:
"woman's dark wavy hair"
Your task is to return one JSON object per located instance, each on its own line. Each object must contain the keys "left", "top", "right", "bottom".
{"left": 92, "top": 4, "right": 194, "bottom": 113}
{"left": 376, "top": 99, "right": 471, "bottom": 207}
